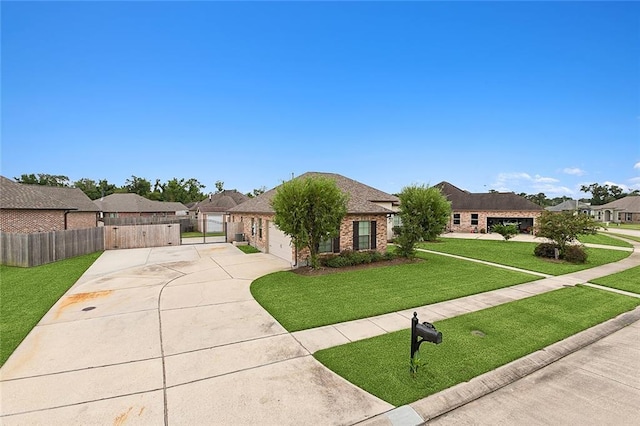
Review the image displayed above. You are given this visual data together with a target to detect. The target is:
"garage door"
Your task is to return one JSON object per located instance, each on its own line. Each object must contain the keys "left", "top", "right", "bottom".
{"left": 267, "top": 221, "right": 293, "bottom": 264}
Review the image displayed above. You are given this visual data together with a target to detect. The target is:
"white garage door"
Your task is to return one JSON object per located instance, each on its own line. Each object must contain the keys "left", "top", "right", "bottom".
{"left": 267, "top": 221, "right": 293, "bottom": 264}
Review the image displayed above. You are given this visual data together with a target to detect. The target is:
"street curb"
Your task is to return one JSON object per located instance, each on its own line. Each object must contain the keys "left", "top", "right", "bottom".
{"left": 359, "top": 306, "right": 640, "bottom": 426}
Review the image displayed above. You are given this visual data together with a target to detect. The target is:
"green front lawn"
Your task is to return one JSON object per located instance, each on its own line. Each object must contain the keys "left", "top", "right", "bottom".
{"left": 251, "top": 252, "right": 539, "bottom": 332}
{"left": 421, "top": 239, "right": 630, "bottom": 275}
{"left": 578, "top": 233, "right": 633, "bottom": 248}
{"left": 0, "top": 252, "right": 102, "bottom": 367}
{"left": 591, "top": 265, "right": 640, "bottom": 294}
{"left": 314, "top": 286, "right": 640, "bottom": 406}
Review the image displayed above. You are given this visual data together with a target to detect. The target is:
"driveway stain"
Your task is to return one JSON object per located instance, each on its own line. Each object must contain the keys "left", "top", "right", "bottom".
{"left": 55, "top": 290, "right": 113, "bottom": 319}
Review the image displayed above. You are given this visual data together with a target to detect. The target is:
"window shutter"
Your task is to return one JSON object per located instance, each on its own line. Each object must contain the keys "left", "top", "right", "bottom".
{"left": 353, "top": 221, "right": 359, "bottom": 251}
{"left": 333, "top": 236, "right": 340, "bottom": 253}
{"left": 370, "top": 221, "right": 377, "bottom": 250}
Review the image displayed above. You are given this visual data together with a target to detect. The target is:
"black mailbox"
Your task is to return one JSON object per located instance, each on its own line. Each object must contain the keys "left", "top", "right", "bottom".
{"left": 411, "top": 312, "right": 442, "bottom": 360}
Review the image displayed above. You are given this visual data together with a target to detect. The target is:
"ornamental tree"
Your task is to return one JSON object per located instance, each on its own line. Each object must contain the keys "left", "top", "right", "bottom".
{"left": 395, "top": 184, "right": 451, "bottom": 258}
{"left": 271, "top": 176, "right": 348, "bottom": 269}
{"left": 534, "top": 210, "right": 601, "bottom": 257}
{"left": 491, "top": 223, "right": 519, "bottom": 241}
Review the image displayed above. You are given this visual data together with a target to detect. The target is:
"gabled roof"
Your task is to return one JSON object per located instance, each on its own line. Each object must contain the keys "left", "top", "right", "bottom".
{"left": 1, "top": 176, "right": 77, "bottom": 210}
{"left": 194, "top": 190, "right": 250, "bottom": 213}
{"left": 435, "top": 181, "right": 544, "bottom": 211}
{"left": 546, "top": 200, "right": 590, "bottom": 212}
{"left": 93, "top": 193, "right": 188, "bottom": 213}
{"left": 29, "top": 185, "right": 99, "bottom": 212}
{"left": 228, "top": 172, "right": 399, "bottom": 215}
{"left": 591, "top": 196, "right": 640, "bottom": 212}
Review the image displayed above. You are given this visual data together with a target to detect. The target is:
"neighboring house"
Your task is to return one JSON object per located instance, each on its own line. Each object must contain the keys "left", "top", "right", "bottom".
{"left": 0, "top": 176, "right": 99, "bottom": 233}
{"left": 191, "top": 190, "right": 250, "bottom": 233}
{"left": 435, "top": 181, "right": 544, "bottom": 233}
{"left": 546, "top": 200, "right": 591, "bottom": 214}
{"left": 94, "top": 193, "right": 189, "bottom": 219}
{"left": 227, "top": 172, "right": 399, "bottom": 266}
{"left": 591, "top": 196, "right": 640, "bottom": 224}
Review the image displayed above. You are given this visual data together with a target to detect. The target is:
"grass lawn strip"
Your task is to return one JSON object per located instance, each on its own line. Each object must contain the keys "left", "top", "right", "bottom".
{"left": 578, "top": 233, "right": 633, "bottom": 248}
{"left": 252, "top": 252, "right": 540, "bottom": 332}
{"left": 314, "top": 286, "right": 640, "bottom": 407}
{"left": 420, "top": 239, "right": 630, "bottom": 275}
{"left": 236, "top": 244, "right": 261, "bottom": 254}
{"left": 0, "top": 252, "right": 102, "bottom": 367}
{"left": 590, "top": 265, "right": 640, "bottom": 295}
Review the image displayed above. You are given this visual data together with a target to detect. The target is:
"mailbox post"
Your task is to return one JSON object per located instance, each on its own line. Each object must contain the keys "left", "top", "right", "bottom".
{"left": 411, "top": 312, "right": 442, "bottom": 361}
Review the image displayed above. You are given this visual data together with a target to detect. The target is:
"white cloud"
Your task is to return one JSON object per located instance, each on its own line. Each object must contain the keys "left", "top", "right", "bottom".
{"left": 492, "top": 171, "right": 568, "bottom": 195}
{"left": 634, "top": 162, "right": 640, "bottom": 170}
{"left": 563, "top": 167, "right": 586, "bottom": 176}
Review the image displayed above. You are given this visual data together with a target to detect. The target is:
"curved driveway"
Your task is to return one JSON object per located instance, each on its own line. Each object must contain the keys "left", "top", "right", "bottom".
{"left": 0, "top": 244, "right": 392, "bottom": 425}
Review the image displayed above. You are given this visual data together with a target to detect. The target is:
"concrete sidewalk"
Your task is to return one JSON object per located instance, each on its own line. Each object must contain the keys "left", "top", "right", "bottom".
{"left": 1, "top": 234, "right": 638, "bottom": 425}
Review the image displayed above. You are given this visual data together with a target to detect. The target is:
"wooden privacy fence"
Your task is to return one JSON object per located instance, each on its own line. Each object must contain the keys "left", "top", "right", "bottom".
{"left": 103, "top": 224, "right": 181, "bottom": 249}
{"left": 101, "top": 216, "right": 195, "bottom": 233}
{"left": 1, "top": 227, "right": 105, "bottom": 267}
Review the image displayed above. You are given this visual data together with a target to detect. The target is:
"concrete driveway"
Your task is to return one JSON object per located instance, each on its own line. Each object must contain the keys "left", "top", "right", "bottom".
{"left": 0, "top": 243, "right": 392, "bottom": 425}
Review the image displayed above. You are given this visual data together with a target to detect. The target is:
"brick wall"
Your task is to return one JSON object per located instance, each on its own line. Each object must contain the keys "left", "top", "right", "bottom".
{"left": 0, "top": 209, "right": 65, "bottom": 233}
{"left": 231, "top": 213, "right": 272, "bottom": 253}
{"left": 449, "top": 211, "right": 542, "bottom": 233}
{"left": 230, "top": 213, "right": 388, "bottom": 261}
{"left": 67, "top": 212, "right": 98, "bottom": 229}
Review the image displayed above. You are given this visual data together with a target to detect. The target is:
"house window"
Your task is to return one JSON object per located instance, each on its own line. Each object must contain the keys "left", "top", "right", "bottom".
{"left": 353, "top": 221, "right": 377, "bottom": 251}
{"left": 471, "top": 214, "right": 479, "bottom": 226}
{"left": 258, "top": 218, "right": 263, "bottom": 239}
{"left": 318, "top": 237, "right": 339, "bottom": 254}
{"left": 625, "top": 213, "right": 632, "bottom": 221}
{"left": 251, "top": 218, "right": 255, "bottom": 236}
{"left": 453, "top": 213, "right": 461, "bottom": 225}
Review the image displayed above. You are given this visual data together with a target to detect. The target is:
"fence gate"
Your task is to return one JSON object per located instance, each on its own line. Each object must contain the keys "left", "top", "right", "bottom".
{"left": 104, "top": 224, "right": 181, "bottom": 249}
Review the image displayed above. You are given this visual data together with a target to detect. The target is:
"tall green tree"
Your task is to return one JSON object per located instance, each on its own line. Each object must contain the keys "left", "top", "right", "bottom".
{"left": 271, "top": 176, "right": 348, "bottom": 269}
{"left": 73, "top": 178, "right": 101, "bottom": 199}
{"left": 124, "top": 175, "right": 152, "bottom": 197}
{"left": 535, "top": 211, "right": 600, "bottom": 257}
{"left": 15, "top": 173, "right": 69, "bottom": 187}
{"left": 580, "top": 183, "right": 624, "bottom": 205}
{"left": 395, "top": 185, "right": 451, "bottom": 258}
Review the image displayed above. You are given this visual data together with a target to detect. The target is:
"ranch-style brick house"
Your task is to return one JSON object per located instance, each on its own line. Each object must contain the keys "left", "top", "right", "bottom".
{"left": 0, "top": 176, "right": 99, "bottom": 233}
{"left": 435, "top": 181, "right": 544, "bottom": 233}
{"left": 591, "top": 196, "right": 640, "bottom": 224}
{"left": 227, "top": 172, "right": 399, "bottom": 266}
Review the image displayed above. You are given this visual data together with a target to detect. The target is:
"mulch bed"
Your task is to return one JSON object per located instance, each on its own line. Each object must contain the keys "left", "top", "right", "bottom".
{"left": 291, "top": 257, "right": 420, "bottom": 276}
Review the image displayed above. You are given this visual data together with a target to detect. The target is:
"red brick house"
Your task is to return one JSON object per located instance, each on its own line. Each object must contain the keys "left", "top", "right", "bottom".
{"left": 0, "top": 176, "right": 99, "bottom": 233}
{"left": 435, "top": 181, "right": 544, "bottom": 233}
{"left": 228, "top": 172, "right": 399, "bottom": 266}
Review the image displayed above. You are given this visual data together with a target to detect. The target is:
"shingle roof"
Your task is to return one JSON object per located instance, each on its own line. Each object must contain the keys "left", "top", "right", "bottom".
{"left": 1, "top": 176, "right": 77, "bottom": 210}
{"left": 591, "top": 196, "right": 640, "bottom": 213}
{"left": 93, "top": 193, "right": 188, "bottom": 213}
{"left": 435, "top": 181, "right": 543, "bottom": 211}
{"left": 194, "top": 190, "right": 250, "bottom": 213}
{"left": 546, "top": 200, "right": 591, "bottom": 212}
{"left": 228, "top": 172, "right": 399, "bottom": 215}
{"left": 29, "top": 185, "right": 99, "bottom": 212}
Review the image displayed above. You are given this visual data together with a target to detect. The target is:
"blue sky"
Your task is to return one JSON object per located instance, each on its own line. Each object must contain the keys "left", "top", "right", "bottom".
{"left": 2, "top": 1, "right": 639, "bottom": 197}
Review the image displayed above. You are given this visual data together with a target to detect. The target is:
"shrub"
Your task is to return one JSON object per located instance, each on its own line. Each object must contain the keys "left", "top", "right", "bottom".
{"left": 534, "top": 243, "right": 559, "bottom": 259}
{"left": 564, "top": 245, "right": 588, "bottom": 264}
{"left": 322, "top": 250, "right": 397, "bottom": 268}
{"left": 324, "top": 255, "right": 353, "bottom": 268}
